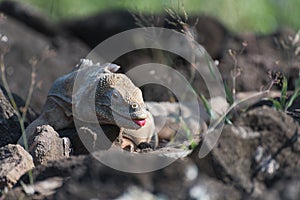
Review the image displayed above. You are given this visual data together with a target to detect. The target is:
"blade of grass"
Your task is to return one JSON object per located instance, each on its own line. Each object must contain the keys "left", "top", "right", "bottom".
{"left": 224, "top": 81, "right": 234, "bottom": 106}
{"left": 200, "top": 94, "right": 216, "bottom": 119}
{"left": 269, "top": 98, "right": 282, "bottom": 110}
{"left": 280, "top": 76, "right": 288, "bottom": 108}
{"left": 285, "top": 76, "right": 300, "bottom": 110}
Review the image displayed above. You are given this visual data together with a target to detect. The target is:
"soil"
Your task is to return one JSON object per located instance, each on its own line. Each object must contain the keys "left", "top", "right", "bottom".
{"left": 0, "top": 1, "right": 300, "bottom": 199}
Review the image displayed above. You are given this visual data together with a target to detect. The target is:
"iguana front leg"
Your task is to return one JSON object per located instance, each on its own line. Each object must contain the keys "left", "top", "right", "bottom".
{"left": 118, "top": 128, "right": 135, "bottom": 152}
{"left": 121, "top": 111, "right": 157, "bottom": 151}
{"left": 18, "top": 97, "right": 73, "bottom": 147}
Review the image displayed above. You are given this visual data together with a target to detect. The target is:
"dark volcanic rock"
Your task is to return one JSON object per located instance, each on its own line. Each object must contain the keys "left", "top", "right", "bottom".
{"left": 0, "top": 144, "right": 34, "bottom": 190}
{"left": 0, "top": 86, "right": 38, "bottom": 147}
{"left": 52, "top": 156, "right": 240, "bottom": 200}
{"left": 0, "top": 88, "right": 21, "bottom": 147}
{"left": 259, "top": 169, "right": 300, "bottom": 200}
{"left": 210, "top": 106, "right": 300, "bottom": 197}
{"left": 1, "top": 86, "right": 38, "bottom": 125}
{"left": 29, "top": 125, "right": 71, "bottom": 166}
{"left": 8, "top": 154, "right": 240, "bottom": 200}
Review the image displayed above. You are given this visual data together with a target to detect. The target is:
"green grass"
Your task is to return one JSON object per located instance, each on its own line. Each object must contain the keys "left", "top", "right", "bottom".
{"left": 4, "top": 0, "right": 300, "bottom": 33}
{"left": 270, "top": 76, "right": 300, "bottom": 112}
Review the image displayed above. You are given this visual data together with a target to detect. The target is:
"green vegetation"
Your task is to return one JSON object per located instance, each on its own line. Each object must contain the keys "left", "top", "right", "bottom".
{"left": 3, "top": 0, "right": 300, "bottom": 33}
{"left": 270, "top": 76, "right": 300, "bottom": 112}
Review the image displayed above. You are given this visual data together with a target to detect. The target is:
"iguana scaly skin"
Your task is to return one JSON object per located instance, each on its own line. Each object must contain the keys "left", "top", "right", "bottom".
{"left": 19, "top": 59, "right": 156, "bottom": 150}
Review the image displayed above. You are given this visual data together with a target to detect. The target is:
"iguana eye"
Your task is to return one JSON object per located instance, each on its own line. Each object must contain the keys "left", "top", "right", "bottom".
{"left": 112, "top": 90, "right": 119, "bottom": 98}
{"left": 132, "top": 103, "right": 138, "bottom": 109}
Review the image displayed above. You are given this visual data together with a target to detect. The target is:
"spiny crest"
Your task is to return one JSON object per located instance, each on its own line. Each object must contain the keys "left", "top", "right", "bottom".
{"left": 76, "top": 58, "right": 120, "bottom": 73}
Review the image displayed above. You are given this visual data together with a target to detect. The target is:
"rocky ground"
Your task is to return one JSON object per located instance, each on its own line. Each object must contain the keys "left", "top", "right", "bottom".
{"left": 0, "top": 1, "right": 300, "bottom": 199}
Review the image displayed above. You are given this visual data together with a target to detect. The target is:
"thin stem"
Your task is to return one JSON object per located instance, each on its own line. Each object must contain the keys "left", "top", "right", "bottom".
{"left": 232, "top": 56, "right": 238, "bottom": 99}
{"left": 0, "top": 53, "right": 32, "bottom": 185}
{"left": 22, "top": 65, "right": 36, "bottom": 122}
{"left": 0, "top": 54, "right": 29, "bottom": 148}
{"left": 203, "top": 89, "right": 270, "bottom": 137}
{"left": 0, "top": 54, "right": 19, "bottom": 114}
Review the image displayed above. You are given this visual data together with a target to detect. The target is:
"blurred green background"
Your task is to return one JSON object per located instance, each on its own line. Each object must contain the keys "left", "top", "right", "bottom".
{"left": 8, "top": 0, "right": 300, "bottom": 33}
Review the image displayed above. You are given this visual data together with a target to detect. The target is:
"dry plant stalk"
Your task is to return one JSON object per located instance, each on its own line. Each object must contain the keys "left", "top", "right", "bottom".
{"left": 0, "top": 32, "right": 47, "bottom": 186}
{"left": 0, "top": 40, "right": 36, "bottom": 152}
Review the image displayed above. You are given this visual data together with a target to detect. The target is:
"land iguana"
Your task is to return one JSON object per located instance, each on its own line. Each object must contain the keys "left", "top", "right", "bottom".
{"left": 18, "top": 59, "right": 157, "bottom": 151}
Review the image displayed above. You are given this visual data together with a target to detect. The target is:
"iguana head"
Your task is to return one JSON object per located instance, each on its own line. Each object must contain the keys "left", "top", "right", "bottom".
{"left": 95, "top": 72, "right": 148, "bottom": 130}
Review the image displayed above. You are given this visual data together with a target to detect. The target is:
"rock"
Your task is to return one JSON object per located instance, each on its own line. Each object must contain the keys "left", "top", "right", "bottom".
{"left": 210, "top": 125, "right": 256, "bottom": 193}
{"left": 210, "top": 106, "right": 300, "bottom": 196}
{"left": 4, "top": 155, "right": 86, "bottom": 199}
{"left": 236, "top": 106, "right": 298, "bottom": 153}
{"left": 252, "top": 169, "right": 300, "bottom": 200}
{"left": 0, "top": 85, "right": 41, "bottom": 151}
{"left": 189, "top": 178, "right": 241, "bottom": 200}
{"left": 0, "top": 144, "right": 34, "bottom": 190}
{"left": 286, "top": 95, "right": 300, "bottom": 124}
{"left": 55, "top": 156, "right": 240, "bottom": 200}
{"left": 29, "top": 125, "right": 71, "bottom": 166}
{"left": 0, "top": 88, "right": 21, "bottom": 147}
{"left": 4, "top": 177, "right": 64, "bottom": 200}
{"left": 287, "top": 95, "right": 300, "bottom": 112}
{"left": 11, "top": 154, "right": 240, "bottom": 200}
{"left": 0, "top": 85, "right": 38, "bottom": 147}
{"left": 1, "top": 86, "right": 38, "bottom": 125}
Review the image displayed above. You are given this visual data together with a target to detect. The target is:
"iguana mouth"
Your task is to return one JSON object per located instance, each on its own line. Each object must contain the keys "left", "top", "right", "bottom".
{"left": 133, "top": 119, "right": 146, "bottom": 126}
{"left": 111, "top": 108, "right": 147, "bottom": 127}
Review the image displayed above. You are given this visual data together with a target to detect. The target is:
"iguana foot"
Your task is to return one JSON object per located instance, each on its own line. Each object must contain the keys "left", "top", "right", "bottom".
{"left": 137, "top": 142, "right": 153, "bottom": 150}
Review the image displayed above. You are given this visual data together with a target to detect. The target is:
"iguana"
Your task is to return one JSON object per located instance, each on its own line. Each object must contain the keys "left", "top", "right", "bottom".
{"left": 18, "top": 59, "right": 156, "bottom": 151}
